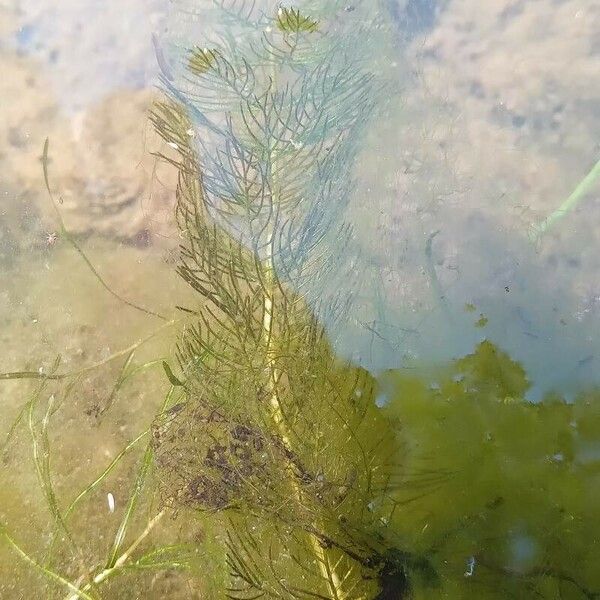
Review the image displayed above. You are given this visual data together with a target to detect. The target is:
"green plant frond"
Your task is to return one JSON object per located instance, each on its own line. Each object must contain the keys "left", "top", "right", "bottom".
{"left": 16, "top": 362, "right": 77, "bottom": 553}
{"left": 154, "top": 18, "right": 381, "bottom": 317}
{"left": 151, "top": 288, "right": 403, "bottom": 591}
{"left": 148, "top": 5, "right": 414, "bottom": 597}
{"left": 224, "top": 519, "right": 381, "bottom": 600}
{"left": 276, "top": 7, "right": 319, "bottom": 34}
{"left": 188, "top": 46, "right": 219, "bottom": 75}
{"left": 215, "top": 0, "right": 269, "bottom": 30}
{"left": 175, "top": 0, "right": 268, "bottom": 34}
{"left": 181, "top": 48, "right": 256, "bottom": 114}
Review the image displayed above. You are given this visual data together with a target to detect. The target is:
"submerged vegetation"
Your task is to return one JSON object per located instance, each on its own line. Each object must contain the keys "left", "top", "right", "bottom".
{"left": 1, "top": 1, "right": 600, "bottom": 599}
{"left": 381, "top": 341, "right": 600, "bottom": 599}
{"left": 148, "top": 2, "right": 411, "bottom": 596}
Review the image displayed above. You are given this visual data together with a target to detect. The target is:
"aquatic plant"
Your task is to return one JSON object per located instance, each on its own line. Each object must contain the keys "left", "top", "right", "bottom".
{"left": 381, "top": 341, "right": 600, "bottom": 599}
{"left": 532, "top": 156, "right": 600, "bottom": 242}
{"left": 148, "top": 2, "right": 431, "bottom": 597}
{"left": 0, "top": 143, "right": 201, "bottom": 597}
{"left": 2, "top": 1, "right": 420, "bottom": 598}
{"left": 0, "top": 342, "right": 201, "bottom": 598}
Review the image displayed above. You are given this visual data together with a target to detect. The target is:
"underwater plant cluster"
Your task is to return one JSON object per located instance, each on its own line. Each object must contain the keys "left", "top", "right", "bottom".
{"left": 1, "top": 1, "right": 599, "bottom": 599}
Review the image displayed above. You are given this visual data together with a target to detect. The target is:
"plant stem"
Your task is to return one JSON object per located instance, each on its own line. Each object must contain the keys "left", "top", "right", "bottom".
{"left": 42, "top": 138, "right": 167, "bottom": 321}
{"left": 0, "top": 319, "right": 177, "bottom": 382}
{"left": 64, "top": 511, "right": 166, "bottom": 600}
{"left": 532, "top": 157, "right": 600, "bottom": 240}
{"left": 261, "top": 255, "right": 343, "bottom": 597}
{"left": 0, "top": 527, "right": 94, "bottom": 600}
{"left": 261, "top": 110, "right": 343, "bottom": 591}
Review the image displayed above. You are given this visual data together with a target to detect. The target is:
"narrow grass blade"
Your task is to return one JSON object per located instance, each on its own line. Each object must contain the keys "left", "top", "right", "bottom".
{"left": 0, "top": 319, "right": 177, "bottom": 383}
{"left": 28, "top": 388, "right": 73, "bottom": 546}
{"left": 105, "top": 386, "right": 176, "bottom": 568}
{"left": 100, "top": 349, "right": 136, "bottom": 415}
{"left": 0, "top": 526, "right": 95, "bottom": 600}
{"left": 2, "top": 381, "right": 46, "bottom": 454}
{"left": 42, "top": 138, "right": 166, "bottom": 321}
{"left": 65, "top": 431, "right": 149, "bottom": 519}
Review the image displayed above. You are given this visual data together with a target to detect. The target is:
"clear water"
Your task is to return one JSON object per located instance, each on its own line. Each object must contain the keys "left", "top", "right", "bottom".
{"left": 1, "top": 0, "right": 599, "bottom": 598}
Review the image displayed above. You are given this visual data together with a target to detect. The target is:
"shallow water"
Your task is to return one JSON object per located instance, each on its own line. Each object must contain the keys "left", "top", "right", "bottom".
{"left": 1, "top": 0, "right": 599, "bottom": 598}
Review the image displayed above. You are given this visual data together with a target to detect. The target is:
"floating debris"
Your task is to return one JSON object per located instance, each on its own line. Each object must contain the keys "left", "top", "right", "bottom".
{"left": 464, "top": 556, "right": 476, "bottom": 577}
{"left": 107, "top": 492, "right": 115, "bottom": 514}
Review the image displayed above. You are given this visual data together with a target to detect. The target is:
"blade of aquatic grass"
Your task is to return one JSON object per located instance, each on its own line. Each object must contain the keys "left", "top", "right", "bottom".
{"left": 0, "top": 319, "right": 177, "bottom": 382}
{"left": 119, "top": 359, "right": 164, "bottom": 383}
{"left": 65, "top": 431, "right": 149, "bottom": 519}
{"left": 105, "top": 386, "right": 176, "bottom": 568}
{"left": 532, "top": 156, "right": 600, "bottom": 241}
{"left": 65, "top": 511, "right": 167, "bottom": 600}
{"left": 105, "top": 439, "right": 155, "bottom": 569}
{"left": 49, "top": 374, "right": 82, "bottom": 418}
{"left": 162, "top": 360, "right": 185, "bottom": 386}
{"left": 44, "top": 430, "right": 149, "bottom": 566}
{"left": 0, "top": 525, "right": 95, "bottom": 600}
{"left": 3, "top": 369, "right": 79, "bottom": 462}
{"left": 99, "top": 349, "right": 136, "bottom": 415}
{"left": 0, "top": 370, "right": 65, "bottom": 381}
{"left": 101, "top": 356, "right": 169, "bottom": 416}
{"left": 41, "top": 138, "right": 166, "bottom": 321}
{"left": 2, "top": 381, "right": 45, "bottom": 455}
{"left": 64, "top": 388, "right": 180, "bottom": 599}
{"left": 28, "top": 385, "right": 74, "bottom": 547}
{"left": 4, "top": 354, "right": 59, "bottom": 454}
